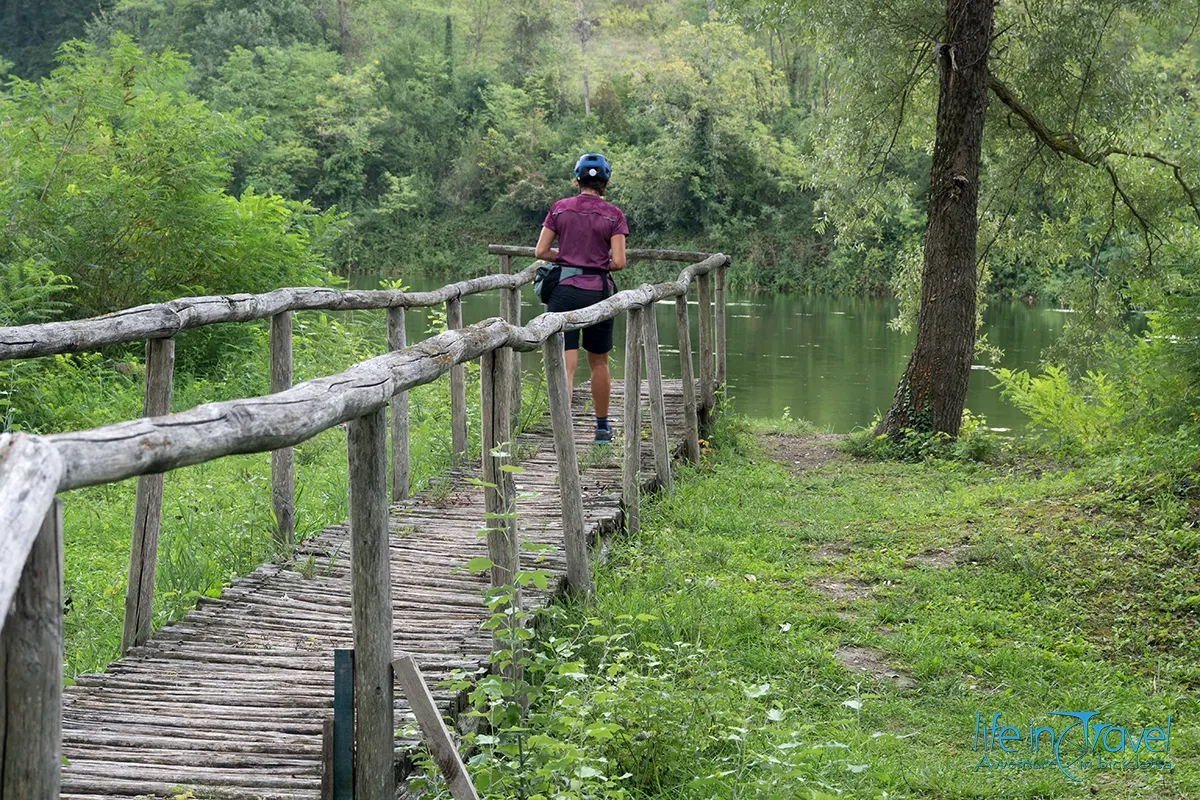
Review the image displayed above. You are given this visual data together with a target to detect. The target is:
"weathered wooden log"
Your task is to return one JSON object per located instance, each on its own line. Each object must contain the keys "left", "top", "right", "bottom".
{"left": 715, "top": 261, "right": 727, "bottom": 393}
{"left": 270, "top": 312, "right": 295, "bottom": 547}
{"left": 387, "top": 307, "right": 409, "bottom": 502}
{"left": 674, "top": 298, "right": 701, "bottom": 463}
{"left": 446, "top": 297, "right": 468, "bottom": 467}
{"left": 0, "top": 269, "right": 537, "bottom": 362}
{"left": 346, "top": 408, "right": 394, "bottom": 800}
{"left": 641, "top": 307, "right": 672, "bottom": 493}
{"left": 499, "top": 255, "right": 522, "bottom": 432}
{"left": 0, "top": 434, "right": 64, "bottom": 625}
{"left": 44, "top": 256, "right": 729, "bottom": 493}
{"left": 1, "top": 498, "right": 63, "bottom": 800}
{"left": 392, "top": 654, "right": 479, "bottom": 800}
{"left": 697, "top": 272, "right": 714, "bottom": 425}
{"left": 622, "top": 307, "right": 644, "bottom": 535}
{"left": 487, "top": 245, "right": 714, "bottom": 263}
{"left": 121, "top": 337, "right": 174, "bottom": 655}
{"left": 541, "top": 333, "right": 592, "bottom": 598}
{"left": 479, "top": 350, "right": 518, "bottom": 594}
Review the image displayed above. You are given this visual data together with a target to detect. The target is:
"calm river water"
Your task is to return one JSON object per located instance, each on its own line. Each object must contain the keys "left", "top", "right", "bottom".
{"left": 352, "top": 274, "right": 1066, "bottom": 433}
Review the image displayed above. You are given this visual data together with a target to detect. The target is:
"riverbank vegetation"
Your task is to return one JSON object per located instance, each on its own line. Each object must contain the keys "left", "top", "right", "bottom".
{"left": 414, "top": 418, "right": 1197, "bottom": 799}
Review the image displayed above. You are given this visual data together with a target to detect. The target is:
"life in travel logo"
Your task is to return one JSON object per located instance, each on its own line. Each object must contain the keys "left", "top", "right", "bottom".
{"left": 973, "top": 711, "right": 1175, "bottom": 781}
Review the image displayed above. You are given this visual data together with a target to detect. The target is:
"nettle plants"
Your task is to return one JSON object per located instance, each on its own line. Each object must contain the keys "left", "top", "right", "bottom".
{"left": 407, "top": 443, "right": 631, "bottom": 800}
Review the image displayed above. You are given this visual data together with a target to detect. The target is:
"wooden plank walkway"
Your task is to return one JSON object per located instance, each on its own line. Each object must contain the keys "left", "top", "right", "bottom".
{"left": 59, "top": 379, "right": 693, "bottom": 799}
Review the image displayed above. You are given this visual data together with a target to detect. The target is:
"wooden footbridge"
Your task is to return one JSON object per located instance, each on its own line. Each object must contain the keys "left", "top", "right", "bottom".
{"left": 0, "top": 247, "right": 728, "bottom": 799}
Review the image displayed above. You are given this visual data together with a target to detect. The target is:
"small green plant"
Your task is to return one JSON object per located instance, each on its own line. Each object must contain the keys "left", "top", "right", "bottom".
{"left": 425, "top": 305, "right": 449, "bottom": 336}
{"left": 844, "top": 410, "right": 1001, "bottom": 463}
{"left": 992, "top": 365, "right": 1118, "bottom": 456}
{"left": 427, "top": 473, "right": 454, "bottom": 504}
{"left": 297, "top": 553, "right": 318, "bottom": 580}
{"left": 578, "top": 442, "right": 616, "bottom": 473}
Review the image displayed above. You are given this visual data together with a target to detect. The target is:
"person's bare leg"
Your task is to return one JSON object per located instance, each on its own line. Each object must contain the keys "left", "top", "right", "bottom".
{"left": 587, "top": 350, "right": 611, "bottom": 419}
{"left": 564, "top": 348, "right": 579, "bottom": 387}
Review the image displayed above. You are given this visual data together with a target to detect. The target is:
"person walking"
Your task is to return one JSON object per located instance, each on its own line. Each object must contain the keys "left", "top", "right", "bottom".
{"left": 534, "top": 153, "right": 628, "bottom": 443}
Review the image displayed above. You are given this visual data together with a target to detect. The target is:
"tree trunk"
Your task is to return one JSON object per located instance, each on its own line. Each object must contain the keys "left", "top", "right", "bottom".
{"left": 874, "top": 0, "right": 994, "bottom": 438}
{"left": 337, "top": 0, "right": 351, "bottom": 57}
{"left": 576, "top": 0, "right": 591, "bottom": 116}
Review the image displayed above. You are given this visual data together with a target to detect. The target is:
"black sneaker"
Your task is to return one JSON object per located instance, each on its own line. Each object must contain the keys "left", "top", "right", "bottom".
{"left": 594, "top": 426, "right": 612, "bottom": 444}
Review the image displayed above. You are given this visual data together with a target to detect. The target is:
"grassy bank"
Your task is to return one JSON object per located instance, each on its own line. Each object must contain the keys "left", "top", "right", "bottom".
{"left": 430, "top": 417, "right": 1197, "bottom": 799}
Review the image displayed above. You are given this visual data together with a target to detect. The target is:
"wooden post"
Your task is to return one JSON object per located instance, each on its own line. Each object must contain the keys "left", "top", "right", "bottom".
{"left": 347, "top": 407, "right": 394, "bottom": 800}
{"left": 121, "top": 336, "right": 174, "bottom": 655}
{"left": 387, "top": 307, "right": 409, "bottom": 502}
{"left": 331, "top": 649, "right": 354, "bottom": 800}
{"left": 320, "top": 718, "right": 335, "bottom": 800}
{"left": 393, "top": 654, "right": 480, "bottom": 800}
{"left": 641, "top": 304, "right": 672, "bottom": 493}
{"left": 499, "top": 254, "right": 522, "bottom": 431}
{"left": 270, "top": 312, "right": 294, "bottom": 547}
{"left": 479, "top": 350, "right": 518, "bottom": 594}
{"left": 697, "top": 272, "right": 715, "bottom": 426}
{"left": 541, "top": 333, "right": 592, "bottom": 598}
{"left": 622, "top": 307, "right": 644, "bottom": 535}
{"left": 0, "top": 498, "right": 63, "bottom": 800}
{"left": 715, "top": 260, "right": 727, "bottom": 396}
{"left": 675, "top": 296, "right": 701, "bottom": 463}
{"left": 447, "top": 297, "right": 468, "bottom": 467}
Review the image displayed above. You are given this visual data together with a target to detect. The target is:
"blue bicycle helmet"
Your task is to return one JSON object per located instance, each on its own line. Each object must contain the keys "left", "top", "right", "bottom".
{"left": 574, "top": 153, "right": 612, "bottom": 181}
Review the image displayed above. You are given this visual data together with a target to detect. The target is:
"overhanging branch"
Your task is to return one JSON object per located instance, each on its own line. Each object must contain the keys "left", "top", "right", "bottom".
{"left": 988, "top": 72, "right": 1200, "bottom": 227}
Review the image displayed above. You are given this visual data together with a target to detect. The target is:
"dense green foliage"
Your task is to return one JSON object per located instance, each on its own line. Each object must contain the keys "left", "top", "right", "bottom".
{"left": 412, "top": 421, "right": 1197, "bottom": 798}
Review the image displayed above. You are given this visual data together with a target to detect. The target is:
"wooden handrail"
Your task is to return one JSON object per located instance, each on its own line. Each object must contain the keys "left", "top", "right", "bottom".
{"left": 0, "top": 268, "right": 537, "bottom": 362}
{"left": 44, "top": 254, "right": 727, "bottom": 492}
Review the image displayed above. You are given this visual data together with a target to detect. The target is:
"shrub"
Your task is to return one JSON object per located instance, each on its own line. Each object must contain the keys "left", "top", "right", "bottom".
{"left": 844, "top": 410, "right": 1001, "bottom": 463}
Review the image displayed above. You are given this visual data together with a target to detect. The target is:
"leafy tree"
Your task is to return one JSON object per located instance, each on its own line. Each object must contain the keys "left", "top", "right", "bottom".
{"left": 0, "top": 0, "right": 113, "bottom": 77}
{"left": 873, "top": 0, "right": 993, "bottom": 437}
{"left": 761, "top": 0, "right": 1200, "bottom": 435}
{"left": 209, "top": 44, "right": 343, "bottom": 199}
{"left": 0, "top": 36, "right": 341, "bottom": 318}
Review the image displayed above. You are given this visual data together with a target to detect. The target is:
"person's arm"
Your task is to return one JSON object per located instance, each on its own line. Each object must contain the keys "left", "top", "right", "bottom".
{"left": 609, "top": 234, "right": 627, "bottom": 271}
{"left": 535, "top": 226, "right": 559, "bottom": 262}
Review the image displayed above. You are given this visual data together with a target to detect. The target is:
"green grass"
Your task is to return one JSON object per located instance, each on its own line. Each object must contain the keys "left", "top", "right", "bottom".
{"left": 503, "top": 416, "right": 1197, "bottom": 799}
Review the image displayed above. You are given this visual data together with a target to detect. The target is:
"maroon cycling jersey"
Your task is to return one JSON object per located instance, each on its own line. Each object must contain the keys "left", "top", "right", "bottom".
{"left": 542, "top": 193, "right": 629, "bottom": 291}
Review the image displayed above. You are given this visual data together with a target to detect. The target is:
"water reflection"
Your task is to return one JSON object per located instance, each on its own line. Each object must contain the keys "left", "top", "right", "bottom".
{"left": 349, "top": 274, "right": 1064, "bottom": 432}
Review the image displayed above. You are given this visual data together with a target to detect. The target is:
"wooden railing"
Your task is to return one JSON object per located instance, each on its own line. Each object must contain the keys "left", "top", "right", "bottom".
{"left": 0, "top": 247, "right": 729, "bottom": 799}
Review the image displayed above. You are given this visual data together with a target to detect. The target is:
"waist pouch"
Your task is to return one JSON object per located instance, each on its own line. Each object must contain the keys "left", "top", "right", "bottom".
{"left": 534, "top": 265, "right": 614, "bottom": 304}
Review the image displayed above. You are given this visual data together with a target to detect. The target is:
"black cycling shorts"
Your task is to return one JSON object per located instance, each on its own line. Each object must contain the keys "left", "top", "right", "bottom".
{"left": 546, "top": 284, "right": 613, "bottom": 354}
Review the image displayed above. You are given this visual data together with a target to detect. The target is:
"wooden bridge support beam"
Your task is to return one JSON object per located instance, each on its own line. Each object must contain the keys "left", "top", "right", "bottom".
{"left": 0, "top": 498, "right": 63, "bottom": 800}
{"left": 447, "top": 297, "right": 468, "bottom": 467}
{"left": 674, "top": 297, "right": 701, "bottom": 463}
{"left": 393, "top": 654, "right": 480, "bottom": 800}
{"left": 622, "top": 307, "right": 644, "bottom": 535}
{"left": 121, "top": 336, "right": 174, "bottom": 655}
{"left": 715, "top": 261, "right": 727, "bottom": 395}
{"left": 499, "top": 254, "right": 522, "bottom": 432}
{"left": 697, "top": 273, "right": 715, "bottom": 428}
{"left": 387, "top": 307, "right": 409, "bottom": 502}
{"left": 270, "top": 312, "right": 294, "bottom": 547}
{"left": 347, "top": 407, "right": 395, "bottom": 800}
{"left": 541, "top": 332, "right": 592, "bottom": 598}
{"left": 642, "top": 305, "right": 672, "bottom": 493}
{"left": 480, "top": 350, "right": 519, "bottom": 592}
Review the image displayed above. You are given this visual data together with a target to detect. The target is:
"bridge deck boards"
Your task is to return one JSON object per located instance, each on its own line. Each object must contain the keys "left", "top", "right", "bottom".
{"left": 60, "top": 379, "right": 693, "bottom": 799}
